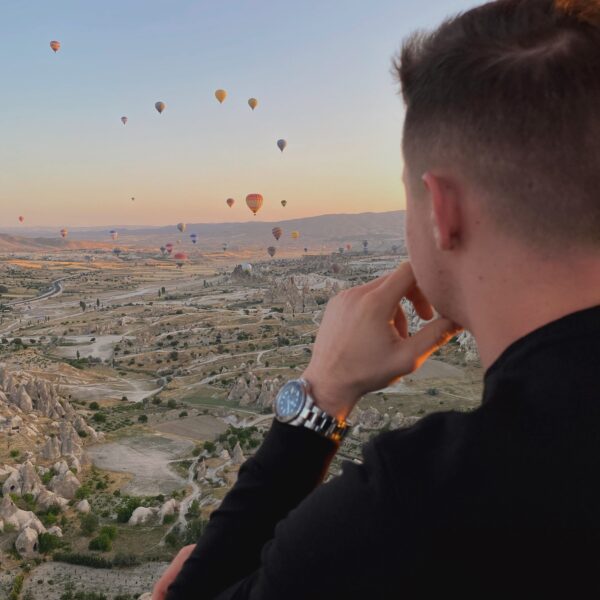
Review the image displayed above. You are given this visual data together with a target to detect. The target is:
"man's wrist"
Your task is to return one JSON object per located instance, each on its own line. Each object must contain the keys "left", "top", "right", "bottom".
{"left": 301, "top": 371, "right": 359, "bottom": 422}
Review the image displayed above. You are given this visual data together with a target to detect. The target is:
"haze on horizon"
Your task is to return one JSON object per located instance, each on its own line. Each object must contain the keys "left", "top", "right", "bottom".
{"left": 0, "top": 0, "right": 478, "bottom": 229}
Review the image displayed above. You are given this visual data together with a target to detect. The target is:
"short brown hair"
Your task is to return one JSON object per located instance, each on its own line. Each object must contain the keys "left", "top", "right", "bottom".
{"left": 395, "top": 0, "right": 600, "bottom": 249}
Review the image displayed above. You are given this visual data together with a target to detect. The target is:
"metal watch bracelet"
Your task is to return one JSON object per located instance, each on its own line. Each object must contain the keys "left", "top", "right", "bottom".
{"left": 289, "top": 387, "right": 351, "bottom": 443}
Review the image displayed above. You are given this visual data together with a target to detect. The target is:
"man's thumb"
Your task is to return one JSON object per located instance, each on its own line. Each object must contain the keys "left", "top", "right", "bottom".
{"left": 399, "top": 318, "right": 463, "bottom": 372}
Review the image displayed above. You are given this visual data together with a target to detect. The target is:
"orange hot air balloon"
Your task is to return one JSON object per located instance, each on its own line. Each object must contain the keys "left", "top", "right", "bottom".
{"left": 281, "top": 200, "right": 287, "bottom": 207}
{"left": 215, "top": 89, "right": 227, "bottom": 104}
{"left": 50, "top": 41, "right": 61, "bottom": 53}
{"left": 226, "top": 198, "right": 235, "bottom": 208}
{"left": 60, "top": 228, "right": 68, "bottom": 238}
{"left": 248, "top": 98, "right": 258, "bottom": 110}
{"left": 18, "top": 216, "right": 24, "bottom": 223}
{"left": 267, "top": 246, "right": 276, "bottom": 258}
{"left": 155, "top": 101, "right": 166, "bottom": 114}
{"left": 291, "top": 230, "right": 300, "bottom": 240}
{"left": 346, "top": 243, "right": 352, "bottom": 251}
{"left": 272, "top": 227, "right": 282, "bottom": 241}
{"left": 245, "top": 194, "right": 263, "bottom": 216}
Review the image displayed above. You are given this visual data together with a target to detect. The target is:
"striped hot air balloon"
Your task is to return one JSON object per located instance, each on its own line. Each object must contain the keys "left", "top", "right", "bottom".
{"left": 246, "top": 194, "right": 263, "bottom": 216}
{"left": 272, "top": 227, "right": 282, "bottom": 241}
{"left": 60, "top": 228, "right": 68, "bottom": 238}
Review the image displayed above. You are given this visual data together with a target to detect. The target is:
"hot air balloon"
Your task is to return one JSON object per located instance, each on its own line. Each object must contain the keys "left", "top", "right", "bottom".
{"left": 222, "top": 242, "right": 228, "bottom": 252}
{"left": 272, "top": 227, "right": 282, "bottom": 241}
{"left": 281, "top": 200, "right": 287, "bottom": 207}
{"left": 160, "top": 246, "right": 167, "bottom": 256}
{"left": 165, "top": 243, "right": 174, "bottom": 255}
{"left": 267, "top": 246, "right": 276, "bottom": 258}
{"left": 50, "top": 41, "right": 61, "bottom": 53}
{"left": 346, "top": 244, "right": 352, "bottom": 251}
{"left": 304, "top": 247, "right": 308, "bottom": 253}
{"left": 60, "top": 228, "right": 68, "bottom": 239}
{"left": 338, "top": 247, "right": 344, "bottom": 254}
{"left": 248, "top": 98, "right": 258, "bottom": 110}
{"left": 241, "top": 263, "right": 252, "bottom": 273}
{"left": 215, "top": 89, "right": 227, "bottom": 104}
{"left": 18, "top": 216, "right": 24, "bottom": 223}
{"left": 332, "top": 263, "right": 341, "bottom": 274}
{"left": 109, "top": 230, "right": 118, "bottom": 241}
{"left": 391, "top": 244, "right": 399, "bottom": 254}
{"left": 291, "top": 231, "right": 300, "bottom": 240}
{"left": 277, "top": 139, "right": 287, "bottom": 152}
{"left": 190, "top": 233, "right": 198, "bottom": 244}
{"left": 246, "top": 194, "right": 263, "bottom": 216}
{"left": 121, "top": 116, "right": 128, "bottom": 125}
{"left": 173, "top": 251, "right": 187, "bottom": 268}
{"left": 177, "top": 222, "right": 186, "bottom": 233}
{"left": 131, "top": 197, "right": 135, "bottom": 201}
{"left": 362, "top": 240, "right": 369, "bottom": 254}
{"left": 155, "top": 101, "right": 166, "bottom": 114}
{"left": 226, "top": 198, "right": 235, "bottom": 208}
{"left": 113, "top": 248, "right": 123, "bottom": 257}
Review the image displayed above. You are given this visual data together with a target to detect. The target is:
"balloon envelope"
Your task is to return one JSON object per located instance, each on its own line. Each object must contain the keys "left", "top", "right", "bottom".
{"left": 281, "top": 200, "right": 287, "bottom": 207}
{"left": 272, "top": 227, "right": 282, "bottom": 241}
{"left": 215, "top": 89, "right": 227, "bottom": 103}
{"left": 346, "top": 244, "right": 352, "bottom": 251}
{"left": 60, "top": 228, "right": 68, "bottom": 238}
{"left": 155, "top": 101, "right": 166, "bottom": 114}
{"left": 248, "top": 98, "right": 258, "bottom": 110}
{"left": 241, "top": 263, "right": 252, "bottom": 273}
{"left": 190, "top": 234, "right": 198, "bottom": 244}
{"left": 110, "top": 230, "right": 118, "bottom": 240}
{"left": 165, "top": 243, "right": 174, "bottom": 254}
{"left": 121, "top": 116, "right": 128, "bottom": 125}
{"left": 291, "top": 231, "right": 300, "bottom": 240}
{"left": 246, "top": 194, "right": 263, "bottom": 216}
{"left": 177, "top": 222, "right": 186, "bottom": 233}
{"left": 226, "top": 198, "right": 235, "bottom": 208}
{"left": 277, "top": 139, "right": 287, "bottom": 152}
{"left": 18, "top": 216, "right": 24, "bottom": 223}
{"left": 50, "top": 41, "right": 61, "bottom": 52}
{"left": 267, "top": 246, "right": 276, "bottom": 257}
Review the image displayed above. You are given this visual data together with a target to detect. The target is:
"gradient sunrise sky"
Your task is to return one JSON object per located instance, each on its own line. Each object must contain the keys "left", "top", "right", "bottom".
{"left": 0, "top": 0, "right": 478, "bottom": 228}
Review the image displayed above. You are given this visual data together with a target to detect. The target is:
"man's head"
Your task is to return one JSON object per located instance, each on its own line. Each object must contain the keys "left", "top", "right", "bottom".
{"left": 395, "top": 0, "right": 600, "bottom": 326}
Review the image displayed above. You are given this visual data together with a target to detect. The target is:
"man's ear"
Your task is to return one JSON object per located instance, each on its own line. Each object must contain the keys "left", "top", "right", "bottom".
{"left": 421, "top": 172, "right": 461, "bottom": 251}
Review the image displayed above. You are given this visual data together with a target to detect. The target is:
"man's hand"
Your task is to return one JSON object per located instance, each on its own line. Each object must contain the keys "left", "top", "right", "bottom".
{"left": 302, "top": 261, "right": 462, "bottom": 420}
{"left": 152, "top": 544, "right": 196, "bottom": 600}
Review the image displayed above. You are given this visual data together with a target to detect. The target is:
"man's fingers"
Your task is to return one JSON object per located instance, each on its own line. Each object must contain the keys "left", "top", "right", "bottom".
{"left": 406, "top": 285, "right": 434, "bottom": 321}
{"left": 397, "top": 317, "right": 463, "bottom": 372}
{"left": 369, "top": 261, "right": 416, "bottom": 309}
{"left": 352, "top": 272, "right": 392, "bottom": 296}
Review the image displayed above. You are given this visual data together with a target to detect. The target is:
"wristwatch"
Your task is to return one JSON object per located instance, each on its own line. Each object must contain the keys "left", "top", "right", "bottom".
{"left": 274, "top": 378, "right": 351, "bottom": 443}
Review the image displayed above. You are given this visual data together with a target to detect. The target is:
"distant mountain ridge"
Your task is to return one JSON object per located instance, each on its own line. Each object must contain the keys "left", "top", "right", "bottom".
{"left": 0, "top": 211, "right": 406, "bottom": 252}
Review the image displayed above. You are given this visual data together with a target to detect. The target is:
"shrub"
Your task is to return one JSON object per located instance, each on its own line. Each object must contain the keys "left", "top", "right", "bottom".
{"left": 92, "top": 412, "right": 106, "bottom": 423}
{"left": 167, "top": 399, "right": 177, "bottom": 409}
{"left": 137, "top": 414, "right": 148, "bottom": 423}
{"left": 99, "top": 525, "right": 117, "bottom": 540}
{"left": 116, "top": 498, "right": 141, "bottom": 523}
{"left": 112, "top": 553, "right": 140, "bottom": 567}
{"left": 38, "top": 532, "right": 62, "bottom": 554}
{"left": 80, "top": 513, "right": 99, "bottom": 536}
{"left": 89, "top": 401, "right": 100, "bottom": 410}
{"left": 52, "top": 552, "right": 112, "bottom": 569}
{"left": 178, "top": 411, "right": 188, "bottom": 418}
{"left": 89, "top": 534, "right": 112, "bottom": 552}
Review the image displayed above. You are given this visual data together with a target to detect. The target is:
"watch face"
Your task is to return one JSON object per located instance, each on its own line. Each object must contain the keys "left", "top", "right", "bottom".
{"left": 275, "top": 381, "right": 305, "bottom": 422}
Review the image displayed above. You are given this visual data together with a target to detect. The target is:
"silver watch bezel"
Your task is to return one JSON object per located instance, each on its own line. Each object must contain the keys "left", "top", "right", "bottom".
{"left": 274, "top": 378, "right": 310, "bottom": 424}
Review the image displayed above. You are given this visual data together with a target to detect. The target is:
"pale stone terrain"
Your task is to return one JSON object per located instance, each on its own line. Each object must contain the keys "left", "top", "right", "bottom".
{"left": 0, "top": 244, "right": 482, "bottom": 597}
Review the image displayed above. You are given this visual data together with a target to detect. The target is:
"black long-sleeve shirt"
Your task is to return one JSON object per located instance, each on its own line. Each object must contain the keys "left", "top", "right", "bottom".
{"left": 166, "top": 304, "right": 600, "bottom": 598}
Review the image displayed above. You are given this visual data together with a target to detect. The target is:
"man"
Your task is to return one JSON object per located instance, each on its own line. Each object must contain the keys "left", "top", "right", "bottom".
{"left": 156, "top": 0, "right": 600, "bottom": 597}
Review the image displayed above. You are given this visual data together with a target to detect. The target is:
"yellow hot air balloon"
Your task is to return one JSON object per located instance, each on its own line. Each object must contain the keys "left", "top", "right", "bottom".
{"left": 50, "top": 41, "right": 61, "bottom": 53}
{"left": 248, "top": 98, "right": 258, "bottom": 111}
{"left": 155, "top": 101, "right": 166, "bottom": 114}
{"left": 215, "top": 89, "right": 227, "bottom": 104}
{"left": 291, "top": 231, "right": 300, "bottom": 240}
{"left": 246, "top": 194, "right": 263, "bottom": 216}
{"left": 177, "top": 222, "right": 186, "bottom": 233}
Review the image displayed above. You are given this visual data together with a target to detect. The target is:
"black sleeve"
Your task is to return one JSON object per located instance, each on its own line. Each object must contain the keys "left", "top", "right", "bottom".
{"left": 210, "top": 433, "right": 395, "bottom": 600}
{"left": 165, "top": 418, "right": 339, "bottom": 600}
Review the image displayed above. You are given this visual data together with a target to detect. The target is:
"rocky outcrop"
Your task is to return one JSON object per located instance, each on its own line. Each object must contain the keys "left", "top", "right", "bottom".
{"left": 232, "top": 442, "right": 245, "bottom": 465}
{"left": 457, "top": 331, "right": 480, "bottom": 362}
{"left": 0, "top": 496, "right": 46, "bottom": 534}
{"left": 36, "top": 488, "right": 68, "bottom": 511}
{"left": 49, "top": 470, "right": 81, "bottom": 500}
{"left": 196, "top": 460, "right": 207, "bottom": 479}
{"left": 158, "top": 499, "right": 179, "bottom": 523}
{"left": 15, "top": 526, "right": 39, "bottom": 557}
{"left": 227, "top": 375, "right": 281, "bottom": 408}
{"left": 76, "top": 499, "right": 91, "bottom": 513}
{"left": 128, "top": 506, "right": 157, "bottom": 526}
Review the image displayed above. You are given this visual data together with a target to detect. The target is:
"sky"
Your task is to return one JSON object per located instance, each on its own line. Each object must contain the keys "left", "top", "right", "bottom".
{"left": 0, "top": 0, "right": 479, "bottom": 228}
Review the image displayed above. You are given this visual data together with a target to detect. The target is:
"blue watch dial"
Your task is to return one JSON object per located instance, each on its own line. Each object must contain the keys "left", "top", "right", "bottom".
{"left": 276, "top": 381, "right": 305, "bottom": 421}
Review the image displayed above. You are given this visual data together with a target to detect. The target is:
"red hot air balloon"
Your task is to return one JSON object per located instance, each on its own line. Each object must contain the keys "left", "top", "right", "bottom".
{"left": 165, "top": 243, "right": 174, "bottom": 254}
{"left": 173, "top": 252, "right": 188, "bottom": 267}
{"left": 346, "top": 243, "right": 352, "bottom": 251}
{"left": 226, "top": 198, "right": 235, "bottom": 208}
{"left": 272, "top": 227, "right": 282, "bottom": 241}
{"left": 246, "top": 194, "right": 263, "bottom": 216}
{"left": 18, "top": 216, "right": 24, "bottom": 223}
